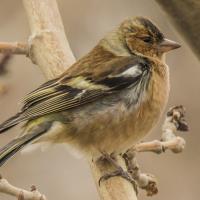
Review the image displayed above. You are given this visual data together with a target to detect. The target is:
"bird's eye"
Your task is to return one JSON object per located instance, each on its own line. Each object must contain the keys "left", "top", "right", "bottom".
{"left": 140, "top": 36, "right": 152, "bottom": 43}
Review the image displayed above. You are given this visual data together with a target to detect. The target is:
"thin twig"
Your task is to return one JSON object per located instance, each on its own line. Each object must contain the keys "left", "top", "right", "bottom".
{"left": 134, "top": 137, "right": 185, "bottom": 154}
{"left": 0, "top": 42, "right": 28, "bottom": 55}
{"left": 0, "top": 175, "right": 46, "bottom": 200}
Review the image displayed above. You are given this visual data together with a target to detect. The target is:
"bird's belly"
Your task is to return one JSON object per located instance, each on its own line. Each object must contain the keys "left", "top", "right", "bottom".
{"left": 67, "top": 96, "right": 167, "bottom": 157}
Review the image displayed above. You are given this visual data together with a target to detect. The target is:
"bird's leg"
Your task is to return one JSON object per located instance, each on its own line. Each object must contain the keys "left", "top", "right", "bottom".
{"left": 98, "top": 151, "right": 136, "bottom": 186}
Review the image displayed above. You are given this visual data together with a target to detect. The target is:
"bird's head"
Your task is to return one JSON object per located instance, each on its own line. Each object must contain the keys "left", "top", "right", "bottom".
{"left": 119, "top": 17, "right": 181, "bottom": 59}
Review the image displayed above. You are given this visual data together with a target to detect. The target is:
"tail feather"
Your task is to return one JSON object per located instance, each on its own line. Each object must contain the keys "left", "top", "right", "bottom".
{"left": 0, "top": 113, "right": 25, "bottom": 134}
{"left": 0, "top": 122, "right": 52, "bottom": 166}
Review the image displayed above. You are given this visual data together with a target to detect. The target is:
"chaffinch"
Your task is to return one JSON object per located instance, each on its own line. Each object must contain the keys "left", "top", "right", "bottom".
{"left": 0, "top": 17, "right": 180, "bottom": 168}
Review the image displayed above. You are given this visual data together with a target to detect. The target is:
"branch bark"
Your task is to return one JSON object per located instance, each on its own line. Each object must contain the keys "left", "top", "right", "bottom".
{"left": 155, "top": 0, "right": 200, "bottom": 60}
{"left": 0, "top": 176, "right": 46, "bottom": 200}
{"left": 134, "top": 137, "right": 185, "bottom": 154}
{"left": 91, "top": 157, "right": 138, "bottom": 200}
{"left": 23, "top": 0, "right": 76, "bottom": 79}
{"left": 0, "top": 42, "right": 28, "bottom": 55}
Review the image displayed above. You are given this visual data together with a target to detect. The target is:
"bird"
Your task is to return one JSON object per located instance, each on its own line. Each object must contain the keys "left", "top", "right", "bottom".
{"left": 0, "top": 17, "right": 180, "bottom": 176}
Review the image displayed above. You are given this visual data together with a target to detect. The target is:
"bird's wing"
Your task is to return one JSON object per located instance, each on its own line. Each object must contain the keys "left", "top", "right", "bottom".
{"left": 20, "top": 56, "right": 149, "bottom": 120}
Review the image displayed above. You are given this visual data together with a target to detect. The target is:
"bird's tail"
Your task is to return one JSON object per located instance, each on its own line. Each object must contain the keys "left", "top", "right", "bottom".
{"left": 0, "top": 122, "right": 52, "bottom": 167}
{"left": 0, "top": 113, "right": 25, "bottom": 134}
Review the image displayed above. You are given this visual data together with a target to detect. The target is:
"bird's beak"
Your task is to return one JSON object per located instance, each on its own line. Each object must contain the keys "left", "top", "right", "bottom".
{"left": 158, "top": 38, "right": 181, "bottom": 53}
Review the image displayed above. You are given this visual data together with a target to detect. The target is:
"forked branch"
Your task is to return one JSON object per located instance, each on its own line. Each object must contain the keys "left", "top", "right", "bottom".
{"left": 0, "top": 175, "right": 46, "bottom": 200}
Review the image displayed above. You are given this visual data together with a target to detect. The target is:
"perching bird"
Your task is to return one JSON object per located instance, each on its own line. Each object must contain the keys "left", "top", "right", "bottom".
{"left": 0, "top": 17, "right": 180, "bottom": 169}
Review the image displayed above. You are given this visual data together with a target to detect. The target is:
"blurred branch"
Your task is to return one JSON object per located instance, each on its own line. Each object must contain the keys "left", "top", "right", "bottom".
{"left": 0, "top": 175, "right": 46, "bottom": 200}
{"left": 155, "top": 0, "right": 200, "bottom": 60}
{"left": 0, "top": 42, "right": 28, "bottom": 55}
{"left": 0, "top": 53, "right": 12, "bottom": 75}
{"left": 0, "top": 53, "right": 13, "bottom": 96}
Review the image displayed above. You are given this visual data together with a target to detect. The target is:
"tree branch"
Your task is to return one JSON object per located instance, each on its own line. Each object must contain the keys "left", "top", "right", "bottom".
{"left": 91, "top": 156, "right": 138, "bottom": 200}
{"left": 0, "top": 42, "right": 28, "bottom": 55}
{"left": 155, "top": 0, "right": 200, "bottom": 60}
{"left": 23, "top": 0, "right": 76, "bottom": 79}
{"left": 0, "top": 176, "right": 46, "bottom": 200}
{"left": 134, "top": 137, "right": 185, "bottom": 154}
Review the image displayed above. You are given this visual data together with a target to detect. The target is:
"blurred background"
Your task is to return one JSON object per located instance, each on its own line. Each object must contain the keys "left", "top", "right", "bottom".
{"left": 0, "top": 0, "right": 199, "bottom": 200}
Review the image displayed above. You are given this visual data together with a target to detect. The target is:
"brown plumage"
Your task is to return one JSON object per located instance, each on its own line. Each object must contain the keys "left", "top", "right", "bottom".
{"left": 0, "top": 16, "right": 180, "bottom": 166}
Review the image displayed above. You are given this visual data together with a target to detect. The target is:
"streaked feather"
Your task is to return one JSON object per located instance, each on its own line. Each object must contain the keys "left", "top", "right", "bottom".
{"left": 18, "top": 56, "right": 149, "bottom": 120}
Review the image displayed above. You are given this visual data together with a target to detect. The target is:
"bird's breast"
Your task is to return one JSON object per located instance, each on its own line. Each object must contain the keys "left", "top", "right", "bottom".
{"left": 125, "top": 62, "right": 170, "bottom": 144}
{"left": 105, "top": 62, "right": 170, "bottom": 153}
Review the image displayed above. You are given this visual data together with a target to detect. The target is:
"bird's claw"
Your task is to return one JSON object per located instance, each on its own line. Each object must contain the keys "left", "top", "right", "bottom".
{"left": 98, "top": 151, "right": 138, "bottom": 192}
{"left": 99, "top": 167, "right": 137, "bottom": 187}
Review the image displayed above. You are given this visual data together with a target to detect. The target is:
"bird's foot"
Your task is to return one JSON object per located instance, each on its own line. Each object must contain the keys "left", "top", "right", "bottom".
{"left": 98, "top": 151, "right": 137, "bottom": 189}
{"left": 99, "top": 167, "right": 136, "bottom": 185}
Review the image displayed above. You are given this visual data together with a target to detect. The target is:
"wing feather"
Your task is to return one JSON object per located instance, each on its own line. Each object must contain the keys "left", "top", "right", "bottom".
{"left": 21, "top": 89, "right": 106, "bottom": 119}
{"left": 20, "top": 56, "right": 149, "bottom": 120}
